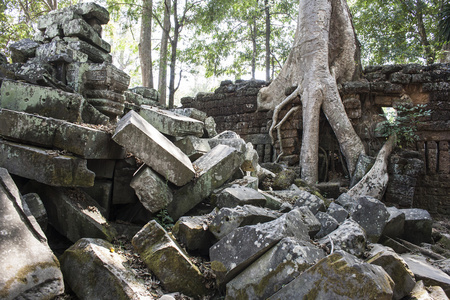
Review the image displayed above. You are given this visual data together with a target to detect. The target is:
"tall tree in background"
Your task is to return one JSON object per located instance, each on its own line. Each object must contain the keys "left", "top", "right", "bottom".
{"left": 140, "top": 0, "right": 153, "bottom": 88}
{"left": 265, "top": 0, "right": 271, "bottom": 81}
{"left": 438, "top": 2, "right": 450, "bottom": 62}
{"left": 157, "top": 0, "right": 171, "bottom": 105}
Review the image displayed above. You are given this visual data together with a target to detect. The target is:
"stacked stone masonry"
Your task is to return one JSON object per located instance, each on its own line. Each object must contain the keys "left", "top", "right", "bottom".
{"left": 182, "top": 64, "right": 450, "bottom": 215}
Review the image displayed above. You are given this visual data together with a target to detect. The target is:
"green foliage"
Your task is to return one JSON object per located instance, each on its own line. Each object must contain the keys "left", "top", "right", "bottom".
{"left": 438, "top": 3, "right": 450, "bottom": 43}
{"left": 155, "top": 209, "right": 174, "bottom": 230}
{"left": 377, "top": 104, "right": 431, "bottom": 148}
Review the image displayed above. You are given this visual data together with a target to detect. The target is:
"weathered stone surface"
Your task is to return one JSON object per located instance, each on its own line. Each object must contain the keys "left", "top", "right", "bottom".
{"left": 0, "top": 80, "right": 84, "bottom": 122}
{"left": 171, "top": 107, "right": 207, "bottom": 122}
{"left": 314, "top": 211, "right": 339, "bottom": 239}
{"left": 401, "top": 253, "right": 450, "bottom": 296}
{"left": 335, "top": 192, "right": 357, "bottom": 211}
{"left": 296, "top": 206, "right": 321, "bottom": 237}
{"left": 226, "top": 237, "right": 325, "bottom": 300}
{"left": 60, "top": 238, "right": 151, "bottom": 300}
{"left": 242, "top": 142, "right": 259, "bottom": 172}
{"left": 0, "top": 168, "right": 64, "bottom": 300}
{"left": 173, "top": 136, "right": 210, "bottom": 161}
{"left": 209, "top": 205, "right": 281, "bottom": 240}
{"left": 172, "top": 215, "right": 216, "bottom": 253}
{"left": 0, "top": 109, "right": 125, "bottom": 159}
{"left": 83, "top": 179, "right": 113, "bottom": 218}
{"left": 382, "top": 206, "right": 405, "bottom": 239}
{"left": 112, "top": 111, "right": 195, "bottom": 187}
{"left": 129, "top": 86, "right": 159, "bottom": 101}
{"left": 28, "top": 183, "right": 116, "bottom": 243}
{"left": 367, "top": 244, "right": 416, "bottom": 300}
{"left": 319, "top": 218, "right": 367, "bottom": 257}
{"left": 84, "top": 62, "right": 130, "bottom": 92}
{"left": 38, "top": 7, "right": 81, "bottom": 30}
{"left": 204, "top": 116, "right": 218, "bottom": 137}
{"left": 401, "top": 208, "right": 433, "bottom": 244}
{"left": 208, "top": 131, "right": 246, "bottom": 152}
{"left": 272, "top": 168, "right": 297, "bottom": 190}
{"left": 72, "top": 2, "right": 110, "bottom": 24}
{"left": 167, "top": 144, "right": 244, "bottom": 219}
{"left": 268, "top": 251, "right": 394, "bottom": 300}
{"left": 0, "top": 139, "right": 95, "bottom": 187}
{"left": 350, "top": 154, "right": 376, "bottom": 187}
{"left": 65, "top": 37, "right": 112, "bottom": 63}
{"left": 272, "top": 188, "right": 325, "bottom": 214}
{"left": 9, "top": 38, "right": 40, "bottom": 63}
{"left": 130, "top": 166, "right": 173, "bottom": 213}
{"left": 87, "top": 97, "right": 124, "bottom": 118}
{"left": 140, "top": 105, "right": 204, "bottom": 137}
{"left": 326, "top": 202, "right": 349, "bottom": 224}
{"left": 112, "top": 158, "right": 139, "bottom": 205}
{"left": 214, "top": 186, "right": 267, "bottom": 209}
{"left": 63, "top": 18, "right": 111, "bottom": 53}
{"left": 209, "top": 208, "right": 309, "bottom": 286}
{"left": 349, "top": 196, "right": 389, "bottom": 242}
{"left": 22, "top": 193, "right": 47, "bottom": 231}
{"left": 314, "top": 182, "right": 341, "bottom": 198}
{"left": 36, "top": 39, "right": 88, "bottom": 63}
{"left": 132, "top": 220, "right": 208, "bottom": 297}
{"left": 410, "top": 280, "right": 448, "bottom": 300}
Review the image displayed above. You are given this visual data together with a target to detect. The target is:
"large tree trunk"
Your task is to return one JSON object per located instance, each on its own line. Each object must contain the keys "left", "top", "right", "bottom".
{"left": 139, "top": 0, "right": 154, "bottom": 88}
{"left": 265, "top": 0, "right": 271, "bottom": 82}
{"left": 158, "top": 0, "right": 171, "bottom": 106}
{"left": 258, "top": 0, "right": 365, "bottom": 184}
{"left": 168, "top": 0, "right": 179, "bottom": 109}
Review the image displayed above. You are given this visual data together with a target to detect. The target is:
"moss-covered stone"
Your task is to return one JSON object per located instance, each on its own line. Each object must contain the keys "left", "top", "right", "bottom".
{"left": 272, "top": 169, "right": 297, "bottom": 190}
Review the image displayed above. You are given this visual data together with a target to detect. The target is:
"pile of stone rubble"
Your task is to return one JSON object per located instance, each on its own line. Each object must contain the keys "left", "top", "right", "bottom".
{"left": 1, "top": 3, "right": 450, "bottom": 300}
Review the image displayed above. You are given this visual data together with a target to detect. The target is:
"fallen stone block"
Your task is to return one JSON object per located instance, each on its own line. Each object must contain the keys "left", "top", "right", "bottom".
{"left": 129, "top": 86, "right": 159, "bottom": 101}
{"left": 36, "top": 39, "right": 88, "bottom": 63}
{"left": 9, "top": 38, "right": 40, "bottom": 63}
{"left": 37, "top": 7, "right": 81, "bottom": 30}
{"left": 335, "top": 192, "right": 358, "bottom": 211}
{"left": 400, "top": 208, "right": 433, "bottom": 245}
{"left": 130, "top": 166, "right": 173, "bottom": 213}
{"left": 22, "top": 193, "right": 47, "bottom": 231}
{"left": 112, "top": 158, "right": 139, "bottom": 205}
{"left": 140, "top": 105, "right": 204, "bottom": 137}
{"left": 209, "top": 208, "right": 309, "bottom": 286}
{"left": 63, "top": 18, "right": 111, "bottom": 53}
{"left": 0, "top": 80, "right": 84, "bottom": 122}
{"left": 326, "top": 202, "right": 348, "bottom": 224}
{"left": 314, "top": 211, "right": 339, "bottom": 239}
{"left": 84, "top": 62, "right": 130, "bottom": 93}
{"left": 382, "top": 207, "right": 405, "bottom": 239}
{"left": 401, "top": 253, "right": 450, "bottom": 296}
{"left": 226, "top": 237, "right": 325, "bottom": 300}
{"left": 65, "top": 37, "right": 112, "bottom": 63}
{"left": 209, "top": 131, "right": 246, "bottom": 152}
{"left": 296, "top": 206, "right": 321, "bottom": 238}
{"left": 214, "top": 186, "right": 267, "bottom": 209}
{"left": 27, "top": 183, "right": 116, "bottom": 243}
{"left": 171, "top": 107, "right": 207, "bottom": 122}
{"left": 349, "top": 196, "right": 389, "bottom": 243}
{"left": 350, "top": 154, "right": 376, "bottom": 188}
{"left": 0, "top": 109, "right": 125, "bottom": 159}
{"left": 204, "top": 116, "right": 218, "bottom": 137}
{"left": 0, "top": 168, "right": 64, "bottom": 299}
{"left": 209, "top": 205, "right": 281, "bottom": 240}
{"left": 268, "top": 251, "right": 394, "bottom": 300}
{"left": 242, "top": 142, "right": 259, "bottom": 172}
{"left": 113, "top": 111, "right": 195, "bottom": 187}
{"left": 132, "top": 220, "right": 208, "bottom": 297}
{"left": 72, "top": 2, "right": 110, "bottom": 24}
{"left": 166, "top": 144, "right": 244, "bottom": 219}
{"left": 173, "top": 135, "right": 210, "bottom": 161}
{"left": 272, "top": 169, "right": 297, "bottom": 190}
{"left": 318, "top": 218, "right": 367, "bottom": 257}
{"left": 367, "top": 244, "right": 416, "bottom": 300}
{"left": 272, "top": 188, "right": 325, "bottom": 214}
{"left": 410, "top": 280, "right": 448, "bottom": 300}
{"left": 0, "top": 139, "right": 95, "bottom": 187}
{"left": 83, "top": 179, "right": 113, "bottom": 218}
{"left": 81, "top": 101, "right": 110, "bottom": 125}
{"left": 172, "top": 215, "right": 216, "bottom": 254}
{"left": 87, "top": 97, "right": 124, "bottom": 118}
{"left": 60, "top": 238, "right": 152, "bottom": 300}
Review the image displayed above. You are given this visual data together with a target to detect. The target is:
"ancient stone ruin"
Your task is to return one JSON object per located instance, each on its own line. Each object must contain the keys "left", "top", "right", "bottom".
{"left": 0, "top": 3, "right": 450, "bottom": 300}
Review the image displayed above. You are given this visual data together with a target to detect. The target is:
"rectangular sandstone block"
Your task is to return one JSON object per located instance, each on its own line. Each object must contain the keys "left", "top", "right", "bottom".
{"left": 112, "top": 110, "right": 195, "bottom": 186}
{"left": 62, "top": 18, "right": 111, "bottom": 53}
{"left": 84, "top": 63, "right": 130, "bottom": 93}
{"left": 0, "top": 80, "right": 85, "bottom": 123}
{"left": 65, "top": 37, "right": 112, "bottom": 63}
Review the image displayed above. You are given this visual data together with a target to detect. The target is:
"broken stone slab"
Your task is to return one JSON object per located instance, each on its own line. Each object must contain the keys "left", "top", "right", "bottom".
{"left": 72, "top": 2, "right": 110, "bottom": 24}
{"left": 132, "top": 220, "right": 208, "bottom": 297}
{"left": 166, "top": 144, "right": 244, "bottom": 220}
{"left": 272, "top": 169, "right": 297, "bottom": 190}
{"left": 81, "top": 101, "right": 110, "bottom": 125}
{"left": 214, "top": 186, "right": 267, "bottom": 209}
{"left": 318, "top": 218, "right": 367, "bottom": 257}
{"left": 113, "top": 110, "right": 195, "bottom": 187}
{"left": 62, "top": 18, "right": 111, "bottom": 53}
{"left": 85, "top": 89, "right": 126, "bottom": 103}
{"left": 209, "top": 131, "right": 246, "bottom": 153}
{"left": 173, "top": 135, "right": 210, "bottom": 161}
{"left": 36, "top": 39, "right": 88, "bottom": 63}
{"left": 0, "top": 139, "right": 95, "bottom": 187}
{"left": 225, "top": 237, "right": 325, "bottom": 300}
{"left": 0, "top": 168, "right": 64, "bottom": 299}
{"left": 350, "top": 154, "right": 376, "bottom": 188}
{"left": 272, "top": 188, "right": 325, "bottom": 214}
{"left": 367, "top": 244, "right": 416, "bottom": 300}
{"left": 37, "top": 7, "right": 81, "bottom": 30}
{"left": 129, "top": 86, "right": 159, "bottom": 101}
{"left": 268, "top": 250, "right": 394, "bottom": 300}
{"left": 296, "top": 206, "right": 321, "bottom": 238}
{"left": 209, "top": 208, "right": 309, "bottom": 286}
{"left": 335, "top": 192, "right": 358, "bottom": 211}
{"left": 84, "top": 62, "right": 130, "bottom": 93}
{"left": 87, "top": 97, "right": 125, "bottom": 118}
{"left": 170, "top": 108, "right": 207, "bottom": 122}
{"left": 382, "top": 206, "right": 405, "bottom": 239}
{"left": 60, "top": 238, "right": 152, "bottom": 300}
{"left": 326, "top": 202, "right": 349, "bottom": 224}
{"left": 410, "top": 280, "right": 448, "bottom": 300}
{"left": 349, "top": 196, "right": 389, "bottom": 243}
{"left": 204, "top": 116, "right": 218, "bottom": 137}
{"left": 130, "top": 166, "right": 174, "bottom": 213}
{"left": 26, "top": 183, "right": 116, "bottom": 243}
{"left": 259, "top": 190, "right": 283, "bottom": 210}
{"left": 401, "top": 253, "right": 450, "bottom": 296}
{"left": 9, "top": 38, "right": 40, "bottom": 63}
{"left": 22, "top": 193, "right": 47, "bottom": 231}
{"left": 209, "top": 205, "right": 282, "bottom": 240}
{"left": 64, "top": 37, "right": 112, "bottom": 63}
{"left": 0, "top": 80, "right": 84, "bottom": 122}
{"left": 242, "top": 142, "right": 259, "bottom": 172}
{"left": 314, "top": 211, "right": 339, "bottom": 239}
{"left": 140, "top": 105, "right": 204, "bottom": 137}
{"left": 400, "top": 208, "right": 433, "bottom": 245}
{"left": 0, "top": 109, "right": 125, "bottom": 159}
{"left": 172, "top": 215, "right": 216, "bottom": 254}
